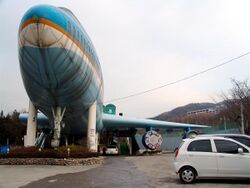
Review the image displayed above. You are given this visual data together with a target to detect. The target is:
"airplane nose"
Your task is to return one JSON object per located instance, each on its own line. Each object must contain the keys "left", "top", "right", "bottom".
{"left": 19, "top": 5, "right": 64, "bottom": 48}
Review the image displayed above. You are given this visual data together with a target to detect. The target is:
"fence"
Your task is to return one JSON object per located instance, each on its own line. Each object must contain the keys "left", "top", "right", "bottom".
{"left": 135, "top": 123, "right": 241, "bottom": 151}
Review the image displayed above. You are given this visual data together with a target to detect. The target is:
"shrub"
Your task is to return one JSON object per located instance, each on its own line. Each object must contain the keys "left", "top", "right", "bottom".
{"left": 0, "top": 145, "right": 100, "bottom": 158}
{"left": 120, "top": 142, "right": 129, "bottom": 155}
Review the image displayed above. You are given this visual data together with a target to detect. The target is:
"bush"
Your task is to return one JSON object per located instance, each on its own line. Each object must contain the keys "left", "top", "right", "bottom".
{"left": 0, "top": 145, "right": 100, "bottom": 158}
{"left": 120, "top": 142, "right": 129, "bottom": 155}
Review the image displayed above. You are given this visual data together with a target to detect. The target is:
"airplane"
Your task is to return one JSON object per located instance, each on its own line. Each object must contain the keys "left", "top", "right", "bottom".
{"left": 18, "top": 4, "right": 208, "bottom": 151}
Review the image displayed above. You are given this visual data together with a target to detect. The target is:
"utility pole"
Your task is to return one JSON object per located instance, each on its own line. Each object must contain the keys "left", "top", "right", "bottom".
{"left": 223, "top": 116, "right": 227, "bottom": 131}
{"left": 241, "top": 103, "right": 245, "bottom": 134}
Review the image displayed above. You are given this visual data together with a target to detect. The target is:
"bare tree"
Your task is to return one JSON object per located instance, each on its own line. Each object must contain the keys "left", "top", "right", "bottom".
{"left": 0, "top": 110, "right": 4, "bottom": 118}
{"left": 220, "top": 79, "right": 250, "bottom": 134}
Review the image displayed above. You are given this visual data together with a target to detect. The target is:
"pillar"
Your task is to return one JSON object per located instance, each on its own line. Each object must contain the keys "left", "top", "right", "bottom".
{"left": 128, "top": 137, "right": 132, "bottom": 156}
{"left": 51, "top": 107, "right": 66, "bottom": 148}
{"left": 87, "top": 101, "right": 97, "bottom": 152}
{"left": 24, "top": 100, "right": 37, "bottom": 146}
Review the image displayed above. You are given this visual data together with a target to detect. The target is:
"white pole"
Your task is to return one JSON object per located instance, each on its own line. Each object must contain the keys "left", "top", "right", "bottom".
{"left": 241, "top": 103, "right": 245, "bottom": 134}
{"left": 223, "top": 116, "right": 227, "bottom": 131}
{"left": 87, "top": 101, "right": 97, "bottom": 152}
{"left": 25, "top": 100, "right": 37, "bottom": 146}
{"left": 127, "top": 137, "right": 132, "bottom": 156}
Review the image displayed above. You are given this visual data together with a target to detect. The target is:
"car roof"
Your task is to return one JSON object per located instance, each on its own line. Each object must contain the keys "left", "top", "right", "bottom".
{"left": 187, "top": 136, "right": 230, "bottom": 140}
{"left": 184, "top": 135, "right": 250, "bottom": 149}
{"left": 183, "top": 136, "right": 220, "bottom": 142}
{"left": 197, "top": 134, "right": 250, "bottom": 138}
{"left": 184, "top": 135, "right": 245, "bottom": 142}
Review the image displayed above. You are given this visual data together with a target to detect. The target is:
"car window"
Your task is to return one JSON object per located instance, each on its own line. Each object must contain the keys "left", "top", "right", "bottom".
{"left": 107, "top": 146, "right": 117, "bottom": 148}
{"left": 187, "top": 140, "right": 212, "bottom": 152}
{"left": 214, "top": 140, "right": 248, "bottom": 153}
{"left": 228, "top": 136, "right": 250, "bottom": 148}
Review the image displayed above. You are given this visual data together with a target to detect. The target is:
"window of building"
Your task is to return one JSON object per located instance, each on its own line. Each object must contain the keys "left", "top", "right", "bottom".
{"left": 67, "top": 22, "right": 72, "bottom": 31}
{"left": 73, "top": 27, "right": 76, "bottom": 36}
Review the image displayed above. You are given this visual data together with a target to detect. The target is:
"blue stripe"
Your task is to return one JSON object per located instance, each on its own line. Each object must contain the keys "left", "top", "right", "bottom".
{"left": 21, "top": 5, "right": 67, "bottom": 31}
{"left": 21, "top": 5, "right": 87, "bottom": 52}
{"left": 20, "top": 5, "right": 102, "bottom": 76}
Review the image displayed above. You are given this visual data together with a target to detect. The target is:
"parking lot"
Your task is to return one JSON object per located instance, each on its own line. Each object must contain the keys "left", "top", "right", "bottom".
{"left": 126, "top": 152, "right": 250, "bottom": 188}
{"left": 0, "top": 152, "right": 250, "bottom": 188}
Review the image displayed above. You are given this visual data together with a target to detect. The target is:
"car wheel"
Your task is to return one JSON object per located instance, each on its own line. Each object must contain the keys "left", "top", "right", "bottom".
{"left": 179, "top": 167, "right": 196, "bottom": 184}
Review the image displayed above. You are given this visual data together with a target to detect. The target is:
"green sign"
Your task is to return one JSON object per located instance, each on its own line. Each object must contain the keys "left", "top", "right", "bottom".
{"left": 103, "top": 104, "right": 116, "bottom": 115}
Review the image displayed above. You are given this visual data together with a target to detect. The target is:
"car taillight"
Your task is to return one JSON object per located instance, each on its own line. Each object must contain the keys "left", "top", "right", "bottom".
{"left": 175, "top": 148, "right": 179, "bottom": 158}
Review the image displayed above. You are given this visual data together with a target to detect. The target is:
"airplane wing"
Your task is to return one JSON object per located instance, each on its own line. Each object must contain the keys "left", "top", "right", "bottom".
{"left": 19, "top": 113, "right": 49, "bottom": 125}
{"left": 19, "top": 112, "right": 209, "bottom": 129}
{"left": 102, "top": 114, "right": 209, "bottom": 129}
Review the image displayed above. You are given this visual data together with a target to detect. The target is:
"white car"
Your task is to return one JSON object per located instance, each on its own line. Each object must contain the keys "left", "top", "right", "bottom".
{"left": 105, "top": 145, "right": 118, "bottom": 155}
{"left": 174, "top": 136, "right": 250, "bottom": 183}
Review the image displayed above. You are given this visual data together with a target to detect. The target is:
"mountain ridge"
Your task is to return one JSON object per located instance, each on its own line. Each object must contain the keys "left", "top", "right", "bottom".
{"left": 153, "top": 102, "right": 218, "bottom": 120}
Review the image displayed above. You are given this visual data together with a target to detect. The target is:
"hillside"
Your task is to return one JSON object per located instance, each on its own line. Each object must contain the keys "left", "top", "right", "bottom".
{"left": 154, "top": 102, "right": 217, "bottom": 121}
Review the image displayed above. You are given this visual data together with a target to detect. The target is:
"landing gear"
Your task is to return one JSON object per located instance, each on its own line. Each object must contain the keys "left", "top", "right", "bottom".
{"left": 51, "top": 107, "right": 66, "bottom": 148}
{"left": 183, "top": 127, "right": 198, "bottom": 139}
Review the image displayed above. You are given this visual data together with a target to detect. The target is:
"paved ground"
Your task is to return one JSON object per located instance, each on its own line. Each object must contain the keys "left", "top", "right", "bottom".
{"left": 1, "top": 153, "right": 250, "bottom": 188}
{"left": 126, "top": 153, "right": 250, "bottom": 188}
{"left": 0, "top": 165, "right": 99, "bottom": 188}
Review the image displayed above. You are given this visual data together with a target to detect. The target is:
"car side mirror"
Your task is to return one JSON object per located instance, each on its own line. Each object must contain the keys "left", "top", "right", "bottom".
{"left": 238, "top": 148, "right": 243, "bottom": 154}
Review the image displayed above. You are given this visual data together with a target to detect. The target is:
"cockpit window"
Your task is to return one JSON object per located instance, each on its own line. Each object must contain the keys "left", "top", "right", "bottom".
{"left": 58, "top": 7, "right": 74, "bottom": 15}
{"left": 58, "top": 7, "right": 81, "bottom": 25}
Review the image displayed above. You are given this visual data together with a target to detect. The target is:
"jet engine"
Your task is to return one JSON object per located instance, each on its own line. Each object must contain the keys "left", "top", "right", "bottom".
{"left": 142, "top": 130, "right": 163, "bottom": 150}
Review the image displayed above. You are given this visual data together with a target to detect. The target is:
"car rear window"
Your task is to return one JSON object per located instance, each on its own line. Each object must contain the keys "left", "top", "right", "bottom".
{"left": 187, "top": 139, "right": 212, "bottom": 152}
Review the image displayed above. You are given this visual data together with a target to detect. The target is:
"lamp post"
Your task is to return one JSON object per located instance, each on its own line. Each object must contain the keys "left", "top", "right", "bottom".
{"left": 241, "top": 103, "right": 245, "bottom": 134}
{"left": 223, "top": 116, "right": 227, "bottom": 131}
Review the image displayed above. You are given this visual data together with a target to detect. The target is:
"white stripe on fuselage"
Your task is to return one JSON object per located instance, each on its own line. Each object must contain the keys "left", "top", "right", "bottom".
{"left": 19, "top": 23, "right": 101, "bottom": 83}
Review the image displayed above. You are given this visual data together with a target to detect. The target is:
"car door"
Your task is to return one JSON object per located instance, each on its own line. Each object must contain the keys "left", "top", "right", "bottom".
{"left": 187, "top": 139, "right": 217, "bottom": 177}
{"left": 214, "top": 139, "right": 250, "bottom": 177}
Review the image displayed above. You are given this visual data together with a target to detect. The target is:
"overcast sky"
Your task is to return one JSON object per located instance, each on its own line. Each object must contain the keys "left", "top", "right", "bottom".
{"left": 1, "top": 0, "right": 250, "bottom": 118}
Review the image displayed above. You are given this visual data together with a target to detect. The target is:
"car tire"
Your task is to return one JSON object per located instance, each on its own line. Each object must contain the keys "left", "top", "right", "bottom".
{"left": 179, "top": 167, "right": 196, "bottom": 184}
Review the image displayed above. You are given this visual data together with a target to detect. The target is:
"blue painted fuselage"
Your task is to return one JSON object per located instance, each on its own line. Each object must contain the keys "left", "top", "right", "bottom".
{"left": 18, "top": 5, "right": 104, "bottom": 135}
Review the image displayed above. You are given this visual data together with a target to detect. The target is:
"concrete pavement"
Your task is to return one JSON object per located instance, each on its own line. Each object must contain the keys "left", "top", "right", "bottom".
{"left": 0, "top": 165, "right": 99, "bottom": 188}
{"left": 1, "top": 153, "right": 250, "bottom": 188}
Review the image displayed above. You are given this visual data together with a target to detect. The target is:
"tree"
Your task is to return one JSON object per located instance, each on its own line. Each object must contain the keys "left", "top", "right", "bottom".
{"left": 220, "top": 79, "right": 250, "bottom": 134}
{"left": 0, "top": 110, "right": 4, "bottom": 118}
{"left": 0, "top": 110, "right": 26, "bottom": 146}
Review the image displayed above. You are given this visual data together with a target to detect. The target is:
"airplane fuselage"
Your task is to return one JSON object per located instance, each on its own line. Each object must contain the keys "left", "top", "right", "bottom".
{"left": 18, "top": 4, "right": 209, "bottom": 150}
{"left": 18, "top": 5, "right": 104, "bottom": 136}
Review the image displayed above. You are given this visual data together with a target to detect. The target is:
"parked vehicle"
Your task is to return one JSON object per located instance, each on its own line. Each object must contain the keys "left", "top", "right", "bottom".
{"left": 0, "top": 145, "right": 10, "bottom": 154}
{"left": 105, "top": 145, "right": 118, "bottom": 155}
{"left": 174, "top": 136, "right": 250, "bottom": 183}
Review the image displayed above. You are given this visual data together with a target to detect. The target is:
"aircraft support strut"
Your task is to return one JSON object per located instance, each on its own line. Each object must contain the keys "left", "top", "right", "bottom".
{"left": 87, "top": 101, "right": 97, "bottom": 152}
{"left": 51, "top": 107, "right": 66, "bottom": 148}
